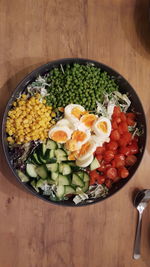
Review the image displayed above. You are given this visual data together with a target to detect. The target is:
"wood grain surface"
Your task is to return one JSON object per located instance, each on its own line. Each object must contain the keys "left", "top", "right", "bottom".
{"left": 0, "top": 0, "right": 150, "bottom": 266}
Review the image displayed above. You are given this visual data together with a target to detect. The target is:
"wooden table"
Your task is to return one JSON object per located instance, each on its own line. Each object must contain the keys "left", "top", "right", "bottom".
{"left": 0, "top": 0, "right": 150, "bottom": 266}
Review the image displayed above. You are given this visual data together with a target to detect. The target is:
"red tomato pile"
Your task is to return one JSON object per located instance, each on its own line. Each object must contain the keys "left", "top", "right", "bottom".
{"left": 89, "top": 106, "right": 139, "bottom": 188}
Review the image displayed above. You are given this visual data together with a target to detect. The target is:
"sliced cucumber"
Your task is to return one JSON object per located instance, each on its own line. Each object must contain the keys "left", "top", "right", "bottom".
{"left": 32, "top": 152, "right": 42, "bottom": 165}
{"left": 17, "top": 170, "right": 29, "bottom": 182}
{"left": 57, "top": 143, "right": 63, "bottom": 148}
{"left": 46, "top": 163, "right": 59, "bottom": 172}
{"left": 26, "top": 164, "right": 37, "bottom": 178}
{"left": 36, "top": 179, "right": 46, "bottom": 188}
{"left": 46, "top": 139, "right": 57, "bottom": 150}
{"left": 42, "top": 143, "right": 47, "bottom": 155}
{"left": 83, "top": 172, "right": 90, "bottom": 182}
{"left": 45, "top": 149, "right": 56, "bottom": 161}
{"left": 31, "top": 180, "right": 39, "bottom": 192}
{"left": 76, "top": 171, "right": 84, "bottom": 180}
{"left": 47, "top": 179, "right": 56, "bottom": 185}
{"left": 67, "top": 162, "right": 76, "bottom": 167}
{"left": 65, "top": 185, "right": 76, "bottom": 195}
{"left": 55, "top": 149, "right": 67, "bottom": 162}
{"left": 38, "top": 154, "right": 47, "bottom": 164}
{"left": 51, "top": 172, "right": 59, "bottom": 181}
{"left": 90, "top": 157, "right": 100, "bottom": 171}
{"left": 59, "top": 163, "right": 71, "bottom": 175}
{"left": 36, "top": 166, "right": 47, "bottom": 179}
{"left": 56, "top": 185, "right": 65, "bottom": 199}
{"left": 58, "top": 174, "right": 70, "bottom": 186}
{"left": 72, "top": 173, "right": 84, "bottom": 187}
{"left": 82, "top": 181, "right": 89, "bottom": 192}
{"left": 59, "top": 163, "right": 64, "bottom": 173}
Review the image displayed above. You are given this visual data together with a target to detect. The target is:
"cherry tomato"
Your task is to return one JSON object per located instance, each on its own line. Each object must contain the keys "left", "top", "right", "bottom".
{"left": 112, "top": 121, "right": 118, "bottom": 129}
{"left": 113, "top": 158, "right": 125, "bottom": 168}
{"left": 114, "top": 154, "right": 125, "bottom": 161}
{"left": 118, "top": 167, "right": 129, "bottom": 178}
{"left": 106, "top": 167, "right": 118, "bottom": 180}
{"left": 119, "top": 132, "right": 132, "bottom": 147}
{"left": 118, "top": 124, "right": 124, "bottom": 135}
{"left": 119, "top": 122, "right": 128, "bottom": 133}
{"left": 110, "top": 130, "right": 120, "bottom": 141}
{"left": 96, "top": 154, "right": 103, "bottom": 162}
{"left": 97, "top": 163, "right": 106, "bottom": 172}
{"left": 119, "top": 146, "right": 131, "bottom": 156}
{"left": 125, "top": 155, "right": 137, "bottom": 166}
{"left": 127, "top": 117, "right": 135, "bottom": 126}
{"left": 106, "top": 141, "right": 118, "bottom": 151}
{"left": 105, "top": 179, "right": 112, "bottom": 188}
{"left": 120, "top": 112, "right": 126, "bottom": 122}
{"left": 97, "top": 175, "right": 105, "bottom": 184}
{"left": 104, "top": 150, "right": 115, "bottom": 162}
{"left": 113, "top": 106, "right": 121, "bottom": 117}
{"left": 126, "top": 112, "right": 136, "bottom": 120}
{"left": 89, "top": 171, "right": 99, "bottom": 185}
{"left": 95, "top": 146, "right": 105, "bottom": 155}
{"left": 128, "top": 144, "right": 138, "bottom": 155}
{"left": 116, "top": 117, "right": 121, "bottom": 124}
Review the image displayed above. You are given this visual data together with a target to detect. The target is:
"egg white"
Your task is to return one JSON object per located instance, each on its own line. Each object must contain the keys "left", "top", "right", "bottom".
{"left": 76, "top": 154, "right": 94, "bottom": 168}
{"left": 92, "top": 117, "right": 111, "bottom": 138}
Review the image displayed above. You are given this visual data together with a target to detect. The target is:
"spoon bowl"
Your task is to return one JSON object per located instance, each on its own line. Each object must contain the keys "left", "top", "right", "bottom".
{"left": 133, "top": 189, "right": 150, "bottom": 259}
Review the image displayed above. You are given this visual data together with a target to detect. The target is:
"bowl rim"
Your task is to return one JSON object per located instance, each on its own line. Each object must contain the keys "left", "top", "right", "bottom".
{"left": 2, "top": 57, "right": 147, "bottom": 207}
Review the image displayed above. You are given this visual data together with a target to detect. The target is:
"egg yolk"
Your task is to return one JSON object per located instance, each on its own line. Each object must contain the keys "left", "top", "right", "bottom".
{"left": 51, "top": 131, "right": 68, "bottom": 142}
{"left": 71, "top": 107, "right": 84, "bottom": 119}
{"left": 81, "top": 114, "right": 97, "bottom": 128}
{"left": 65, "top": 139, "right": 78, "bottom": 151}
{"left": 79, "top": 142, "right": 91, "bottom": 157}
{"left": 68, "top": 151, "right": 78, "bottom": 160}
{"left": 72, "top": 130, "right": 87, "bottom": 142}
{"left": 97, "top": 121, "right": 108, "bottom": 133}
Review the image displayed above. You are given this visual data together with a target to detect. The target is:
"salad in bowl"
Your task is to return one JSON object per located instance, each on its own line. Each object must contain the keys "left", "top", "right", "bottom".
{"left": 2, "top": 59, "right": 146, "bottom": 206}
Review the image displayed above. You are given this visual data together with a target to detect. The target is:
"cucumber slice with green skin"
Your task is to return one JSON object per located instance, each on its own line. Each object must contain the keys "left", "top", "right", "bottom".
{"left": 59, "top": 163, "right": 64, "bottom": 173}
{"left": 38, "top": 154, "right": 47, "bottom": 164}
{"left": 67, "top": 162, "right": 76, "bottom": 167}
{"left": 46, "top": 163, "right": 59, "bottom": 172}
{"left": 57, "top": 143, "right": 63, "bottom": 148}
{"left": 62, "top": 164, "right": 72, "bottom": 175}
{"left": 58, "top": 174, "right": 70, "bottom": 186}
{"left": 82, "top": 181, "right": 89, "bottom": 192}
{"left": 51, "top": 172, "right": 59, "bottom": 181}
{"left": 17, "top": 170, "right": 29, "bottom": 182}
{"left": 41, "top": 143, "right": 47, "bottom": 155}
{"left": 56, "top": 185, "right": 65, "bottom": 199}
{"left": 46, "top": 139, "right": 57, "bottom": 150}
{"left": 72, "top": 173, "right": 84, "bottom": 187}
{"left": 26, "top": 164, "right": 37, "bottom": 178}
{"left": 59, "top": 163, "right": 71, "bottom": 175}
{"left": 36, "top": 166, "right": 47, "bottom": 179}
{"left": 47, "top": 179, "right": 56, "bottom": 185}
{"left": 65, "top": 185, "right": 76, "bottom": 195}
{"left": 36, "top": 179, "right": 46, "bottom": 188}
{"left": 44, "top": 149, "right": 56, "bottom": 161}
{"left": 90, "top": 157, "right": 100, "bottom": 171}
{"left": 32, "top": 153, "right": 42, "bottom": 165}
{"left": 55, "top": 149, "right": 67, "bottom": 162}
{"left": 83, "top": 172, "right": 90, "bottom": 182}
{"left": 76, "top": 171, "right": 84, "bottom": 180}
{"left": 31, "top": 180, "right": 39, "bottom": 192}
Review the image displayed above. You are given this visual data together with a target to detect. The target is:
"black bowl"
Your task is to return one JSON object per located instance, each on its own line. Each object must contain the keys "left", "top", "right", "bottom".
{"left": 2, "top": 58, "right": 147, "bottom": 206}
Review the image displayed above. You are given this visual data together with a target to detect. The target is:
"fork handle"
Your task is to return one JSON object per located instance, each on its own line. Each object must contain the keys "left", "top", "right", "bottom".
{"left": 133, "top": 211, "right": 143, "bottom": 259}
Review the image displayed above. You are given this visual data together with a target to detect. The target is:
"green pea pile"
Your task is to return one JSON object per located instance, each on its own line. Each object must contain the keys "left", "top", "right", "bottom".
{"left": 45, "top": 63, "right": 118, "bottom": 110}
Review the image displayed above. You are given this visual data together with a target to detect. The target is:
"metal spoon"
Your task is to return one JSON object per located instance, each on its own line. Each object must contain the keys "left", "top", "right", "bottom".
{"left": 133, "top": 189, "right": 150, "bottom": 260}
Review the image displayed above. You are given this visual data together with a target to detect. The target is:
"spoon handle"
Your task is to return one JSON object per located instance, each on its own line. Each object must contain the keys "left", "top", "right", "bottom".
{"left": 133, "top": 211, "right": 143, "bottom": 259}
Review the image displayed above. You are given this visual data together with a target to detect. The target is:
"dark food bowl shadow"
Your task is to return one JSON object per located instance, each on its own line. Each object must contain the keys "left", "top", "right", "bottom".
{"left": 2, "top": 58, "right": 147, "bottom": 206}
